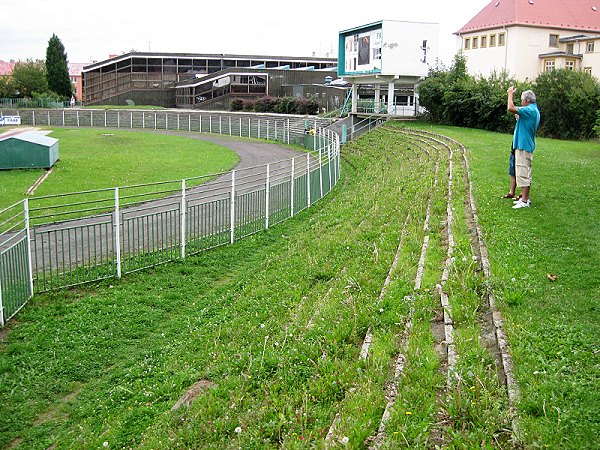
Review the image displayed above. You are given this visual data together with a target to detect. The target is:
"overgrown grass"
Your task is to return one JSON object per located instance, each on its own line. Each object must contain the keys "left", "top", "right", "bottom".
{"left": 0, "top": 123, "right": 597, "bottom": 449}
{"left": 0, "top": 128, "right": 239, "bottom": 208}
{"left": 407, "top": 123, "right": 600, "bottom": 448}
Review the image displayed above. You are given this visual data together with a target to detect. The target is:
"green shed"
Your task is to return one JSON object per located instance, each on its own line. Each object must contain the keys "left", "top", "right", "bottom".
{"left": 0, "top": 132, "right": 59, "bottom": 169}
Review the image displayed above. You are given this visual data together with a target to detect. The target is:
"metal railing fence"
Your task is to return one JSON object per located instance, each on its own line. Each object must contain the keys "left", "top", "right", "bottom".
{"left": 0, "top": 98, "right": 84, "bottom": 109}
{"left": 0, "top": 109, "right": 340, "bottom": 327}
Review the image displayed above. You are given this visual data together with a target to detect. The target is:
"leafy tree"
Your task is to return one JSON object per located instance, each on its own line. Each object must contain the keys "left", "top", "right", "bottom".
{"left": 533, "top": 69, "right": 600, "bottom": 139}
{"left": 0, "top": 76, "right": 16, "bottom": 97}
{"left": 11, "top": 60, "right": 48, "bottom": 97}
{"left": 46, "top": 34, "right": 72, "bottom": 98}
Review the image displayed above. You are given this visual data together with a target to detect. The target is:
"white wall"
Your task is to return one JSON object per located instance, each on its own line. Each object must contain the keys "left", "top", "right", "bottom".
{"left": 381, "top": 21, "right": 439, "bottom": 77}
{"left": 459, "top": 26, "right": 600, "bottom": 80}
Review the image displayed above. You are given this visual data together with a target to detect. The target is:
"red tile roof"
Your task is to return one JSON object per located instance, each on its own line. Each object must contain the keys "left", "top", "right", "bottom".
{"left": 68, "top": 63, "right": 86, "bottom": 77}
{"left": 0, "top": 61, "right": 15, "bottom": 76}
{"left": 0, "top": 60, "right": 86, "bottom": 77}
{"left": 456, "top": 0, "right": 600, "bottom": 34}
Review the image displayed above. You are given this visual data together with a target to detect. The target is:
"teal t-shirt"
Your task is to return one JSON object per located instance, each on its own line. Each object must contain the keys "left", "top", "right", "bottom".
{"left": 513, "top": 103, "right": 540, "bottom": 153}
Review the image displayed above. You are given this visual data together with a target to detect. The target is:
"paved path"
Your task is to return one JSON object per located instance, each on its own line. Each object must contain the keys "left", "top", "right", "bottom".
{"left": 27, "top": 130, "right": 315, "bottom": 290}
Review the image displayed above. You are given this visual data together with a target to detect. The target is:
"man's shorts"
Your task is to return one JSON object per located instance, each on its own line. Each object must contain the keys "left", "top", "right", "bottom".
{"left": 509, "top": 149, "right": 515, "bottom": 177}
{"left": 515, "top": 149, "right": 533, "bottom": 187}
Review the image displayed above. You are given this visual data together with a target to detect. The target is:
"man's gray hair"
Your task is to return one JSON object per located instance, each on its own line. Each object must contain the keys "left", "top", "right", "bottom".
{"left": 522, "top": 90, "right": 537, "bottom": 104}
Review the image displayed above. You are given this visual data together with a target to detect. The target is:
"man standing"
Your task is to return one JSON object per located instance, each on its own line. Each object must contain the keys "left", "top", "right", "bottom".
{"left": 507, "top": 86, "right": 540, "bottom": 209}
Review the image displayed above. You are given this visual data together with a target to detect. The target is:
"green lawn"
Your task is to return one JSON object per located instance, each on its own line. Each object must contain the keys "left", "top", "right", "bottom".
{"left": 0, "top": 124, "right": 597, "bottom": 448}
{"left": 0, "top": 128, "right": 239, "bottom": 209}
{"left": 412, "top": 123, "right": 600, "bottom": 448}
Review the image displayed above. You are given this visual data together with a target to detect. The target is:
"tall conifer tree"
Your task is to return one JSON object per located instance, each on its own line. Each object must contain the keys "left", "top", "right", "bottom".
{"left": 46, "top": 34, "right": 72, "bottom": 98}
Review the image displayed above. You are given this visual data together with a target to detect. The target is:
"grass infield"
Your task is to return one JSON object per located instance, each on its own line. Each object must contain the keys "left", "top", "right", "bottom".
{"left": 0, "top": 128, "right": 239, "bottom": 208}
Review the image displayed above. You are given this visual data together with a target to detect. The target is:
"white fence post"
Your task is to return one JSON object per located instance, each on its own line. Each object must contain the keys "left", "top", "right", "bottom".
{"left": 130, "top": 112, "right": 133, "bottom": 129}
{"left": 90, "top": 110, "right": 93, "bottom": 127}
{"left": 114, "top": 187, "right": 122, "bottom": 278}
{"left": 32, "top": 110, "right": 36, "bottom": 126}
{"left": 24, "top": 199, "right": 34, "bottom": 297}
{"left": 62, "top": 110, "right": 65, "bottom": 126}
{"left": 181, "top": 179, "right": 186, "bottom": 259}
{"left": 0, "top": 271, "right": 4, "bottom": 328}
{"left": 265, "top": 164, "right": 270, "bottom": 229}
{"left": 307, "top": 153, "right": 311, "bottom": 207}
{"left": 230, "top": 171, "right": 235, "bottom": 244}
{"left": 290, "top": 158, "right": 295, "bottom": 217}
{"left": 319, "top": 148, "right": 323, "bottom": 199}
{"left": 328, "top": 131, "right": 332, "bottom": 192}
{"left": 105, "top": 110, "right": 107, "bottom": 128}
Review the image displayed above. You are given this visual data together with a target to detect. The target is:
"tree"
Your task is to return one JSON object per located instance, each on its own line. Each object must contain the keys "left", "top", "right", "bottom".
{"left": 11, "top": 60, "right": 48, "bottom": 97}
{"left": 0, "top": 76, "right": 16, "bottom": 98}
{"left": 533, "top": 69, "right": 600, "bottom": 140}
{"left": 46, "top": 34, "right": 72, "bottom": 98}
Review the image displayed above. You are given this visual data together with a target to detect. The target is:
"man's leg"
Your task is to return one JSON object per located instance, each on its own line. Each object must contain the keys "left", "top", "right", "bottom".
{"left": 515, "top": 149, "right": 532, "bottom": 204}
{"left": 521, "top": 185, "right": 530, "bottom": 202}
{"left": 510, "top": 175, "right": 516, "bottom": 196}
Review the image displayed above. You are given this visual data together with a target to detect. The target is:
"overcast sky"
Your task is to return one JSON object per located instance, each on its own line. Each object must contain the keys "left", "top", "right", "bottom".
{"left": 0, "top": 0, "right": 490, "bottom": 67}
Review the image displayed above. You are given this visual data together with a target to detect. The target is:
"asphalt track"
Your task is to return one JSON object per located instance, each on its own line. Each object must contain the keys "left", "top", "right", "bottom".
{"left": 26, "top": 130, "right": 312, "bottom": 286}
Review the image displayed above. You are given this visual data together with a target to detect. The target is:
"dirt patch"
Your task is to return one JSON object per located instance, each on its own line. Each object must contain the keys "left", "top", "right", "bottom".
{"left": 33, "top": 385, "right": 83, "bottom": 426}
{"left": 171, "top": 380, "right": 217, "bottom": 411}
{"left": 0, "top": 320, "right": 17, "bottom": 343}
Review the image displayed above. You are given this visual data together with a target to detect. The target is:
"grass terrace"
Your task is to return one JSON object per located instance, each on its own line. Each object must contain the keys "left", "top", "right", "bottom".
{"left": 0, "top": 123, "right": 598, "bottom": 448}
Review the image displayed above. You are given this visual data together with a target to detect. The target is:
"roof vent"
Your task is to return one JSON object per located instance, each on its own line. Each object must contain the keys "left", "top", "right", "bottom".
{"left": 495, "top": 1, "right": 500, "bottom": 5}
{"left": 528, "top": 0, "right": 534, "bottom": 3}
{"left": 592, "top": 6, "right": 598, "bottom": 11}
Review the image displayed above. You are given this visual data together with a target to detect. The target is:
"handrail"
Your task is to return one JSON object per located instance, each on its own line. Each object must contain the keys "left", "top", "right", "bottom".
{"left": 0, "top": 109, "right": 341, "bottom": 327}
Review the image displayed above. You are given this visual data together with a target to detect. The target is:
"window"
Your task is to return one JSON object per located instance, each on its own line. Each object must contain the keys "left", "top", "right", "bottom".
{"left": 499, "top": 33, "right": 506, "bottom": 46}
{"left": 549, "top": 34, "right": 559, "bottom": 47}
{"left": 584, "top": 67, "right": 592, "bottom": 75}
{"left": 481, "top": 35, "right": 487, "bottom": 48}
{"left": 464, "top": 38, "right": 471, "bottom": 50}
{"left": 567, "top": 43, "right": 574, "bottom": 54}
{"left": 565, "top": 60, "right": 575, "bottom": 70}
{"left": 587, "top": 42, "right": 595, "bottom": 52}
{"left": 490, "top": 34, "right": 497, "bottom": 47}
{"left": 473, "top": 37, "right": 479, "bottom": 49}
{"left": 545, "top": 59, "right": 555, "bottom": 71}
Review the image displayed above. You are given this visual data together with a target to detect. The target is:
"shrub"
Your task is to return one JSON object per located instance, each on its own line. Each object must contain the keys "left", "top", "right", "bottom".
{"left": 418, "top": 54, "right": 600, "bottom": 140}
{"left": 229, "top": 96, "right": 319, "bottom": 115}
{"left": 533, "top": 69, "right": 600, "bottom": 140}
{"left": 230, "top": 98, "right": 244, "bottom": 111}
{"left": 254, "top": 96, "right": 278, "bottom": 113}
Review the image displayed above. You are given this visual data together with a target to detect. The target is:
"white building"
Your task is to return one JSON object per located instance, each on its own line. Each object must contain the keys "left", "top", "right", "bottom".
{"left": 455, "top": 0, "right": 600, "bottom": 80}
{"left": 338, "top": 20, "right": 439, "bottom": 116}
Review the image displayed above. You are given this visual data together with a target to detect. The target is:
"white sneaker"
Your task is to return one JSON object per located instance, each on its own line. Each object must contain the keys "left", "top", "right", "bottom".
{"left": 512, "top": 199, "right": 530, "bottom": 209}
